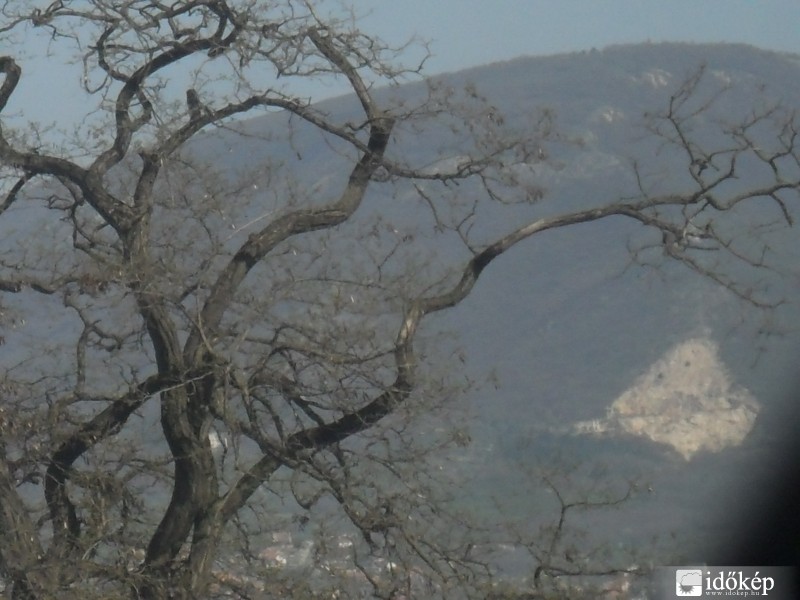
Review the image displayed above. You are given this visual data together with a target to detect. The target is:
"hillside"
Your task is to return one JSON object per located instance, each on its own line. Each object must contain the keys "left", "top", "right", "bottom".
{"left": 175, "top": 41, "right": 800, "bottom": 563}
{"left": 2, "top": 41, "right": 799, "bottom": 587}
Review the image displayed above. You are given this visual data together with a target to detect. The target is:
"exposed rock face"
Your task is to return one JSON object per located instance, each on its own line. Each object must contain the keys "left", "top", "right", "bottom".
{"left": 572, "top": 337, "right": 759, "bottom": 460}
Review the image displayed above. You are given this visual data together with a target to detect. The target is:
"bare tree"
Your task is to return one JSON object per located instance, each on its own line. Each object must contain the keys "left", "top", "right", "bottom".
{"left": 491, "top": 461, "right": 646, "bottom": 600}
{"left": 0, "top": 2, "right": 798, "bottom": 598}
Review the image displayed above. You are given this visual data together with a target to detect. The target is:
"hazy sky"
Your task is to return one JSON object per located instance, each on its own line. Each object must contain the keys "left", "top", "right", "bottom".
{"left": 5, "top": 1, "right": 800, "bottom": 132}
{"left": 354, "top": 0, "right": 800, "bottom": 76}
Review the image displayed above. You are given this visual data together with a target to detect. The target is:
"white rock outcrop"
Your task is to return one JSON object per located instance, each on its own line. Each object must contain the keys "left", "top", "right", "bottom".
{"left": 572, "top": 337, "right": 759, "bottom": 460}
